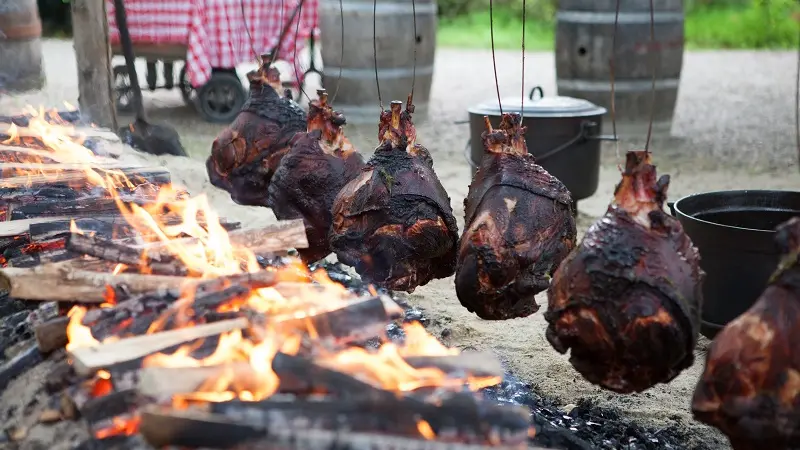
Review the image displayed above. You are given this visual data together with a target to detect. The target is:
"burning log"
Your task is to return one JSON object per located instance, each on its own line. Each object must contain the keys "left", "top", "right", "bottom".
{"left": 140, "top": 405, "right": 535, "bottom": 450}
{"left": 0, "top": 109, "right": 82, "bottom": 127}
{"left": 62, "top": 287, "right": 399, "bottom": 377}
{"left": 691, "top": 217, "right": 800, "bottom": 450}
{"left": 73, "top": 389, "right": 140, "bottom": 424}
{"left": 267, "top": 89, "right": 366, "bottom": 263}
{"left": 0, "top": 343, "right": 43, "bottom": 390}
{"left": 68, "top": 317, "right": 249, "bottom": 376}
{"left": 136, "top": 350, "right": 503, "bottom": 401}
{"left": 456, "top": 114, "right": 576, "bottom": 320}
{"left": 207, "top": 55, "right": 307, "bottom": 206}
{"left": 545, "top": 151, "right": 703, "bottom": 393}
{"left": 403, "top": 352, "right": 504, "bottom": 379}
{"left": 329, "top": 97, "right": 459, "bottom": 292}
{"left": 65, "top": 232, "right": 186, "bottom": 276}
{"left": 210, "top": 393, "right": 531, "bottom": 444}
{"left": 136, "top": 354, "right": 529, "bottom": 448}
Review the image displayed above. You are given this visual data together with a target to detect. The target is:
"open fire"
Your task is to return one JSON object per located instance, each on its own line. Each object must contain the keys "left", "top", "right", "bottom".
{"left": 0, "top": 107, "right": 532, "bottom": 449}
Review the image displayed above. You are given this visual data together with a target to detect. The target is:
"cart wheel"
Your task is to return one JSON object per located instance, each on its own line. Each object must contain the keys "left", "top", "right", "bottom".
{"left": 113, "top": 65, "right": 135, "bottom": 114}
{"left": 196, "top": 71, "right": 246, "bottom": 123}
{"left": 178, "top": 66, "right": 194, "bottom": 106}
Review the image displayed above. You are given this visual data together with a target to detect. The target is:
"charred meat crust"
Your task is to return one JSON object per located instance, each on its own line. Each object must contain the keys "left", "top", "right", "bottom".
{"left": 206, "top": 74, "right": 306, "bottom": 207}
{"left": 268, "top": 129, "right": 365, "bottom": 263}
{"left": 456, "top": 151, "right": 576, "bottom": 320}
{"left": 330, "top": 145, "right": 459, "bottom": 292}
{"left": 691, "top": 217, "right": 800, "bottom": 450}
{"left": 545, "top": 151, "right": 703, "bottom": 394}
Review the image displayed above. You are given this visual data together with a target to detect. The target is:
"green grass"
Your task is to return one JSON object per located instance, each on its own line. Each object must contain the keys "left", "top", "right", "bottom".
{"left": 438, "top": 3, "right": 800, "bottom": 50}
{"left": 685, "top": 5, "right": 799, "bottom": 49}
{"left": 438, "top": 10, "right": 553, "bottom": 50}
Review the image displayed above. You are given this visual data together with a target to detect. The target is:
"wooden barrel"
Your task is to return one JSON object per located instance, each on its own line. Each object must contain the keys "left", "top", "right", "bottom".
{"left": 555, "top": 0, "right": 684, "bottom": 138}
{"left": 0, "top": 0, "right": 45, "bottom": 92}
{"left": 319, "top": 0, "right": 437, "bottom": 124}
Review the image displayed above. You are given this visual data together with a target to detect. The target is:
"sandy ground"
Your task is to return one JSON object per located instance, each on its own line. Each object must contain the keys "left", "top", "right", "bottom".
{"left": 2, "top": 39, "right": 800, "bottom": 449}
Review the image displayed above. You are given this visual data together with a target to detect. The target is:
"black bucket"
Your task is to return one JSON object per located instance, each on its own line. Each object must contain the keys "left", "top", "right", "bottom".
{"left": 464, "top": 87, "right": 616, "bottom": 202}
{"left": 669, "top": 190, "right": 800, "bottom": 338}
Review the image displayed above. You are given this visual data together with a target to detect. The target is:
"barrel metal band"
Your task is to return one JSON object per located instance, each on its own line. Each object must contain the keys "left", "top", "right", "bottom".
{"left": 0, "top": 21, "right": 42, "bottom": 40}
{"left": 556, "top": 10, "right": 684, "bottom": 24}
{"left": 320, "top": 1, "right": 437, "bottom": 15}
{"left": 557, "top": 78, "right": 680, "bottom": 92}
{"left": 322, "top": 65, "right": 434, "bottom": 80}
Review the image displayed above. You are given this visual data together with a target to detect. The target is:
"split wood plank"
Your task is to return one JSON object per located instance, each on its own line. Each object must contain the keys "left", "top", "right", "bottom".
{"left": 136, "top": 219, "right": 309, "bottom": 253}
{"left": 0, "top": 122, "right": 120, "bottom": 144}
{"left": 0, "top": 216, "right": 76, "bottom": 237}
{"left": 69, "top": 318, "right": 249, "bottom": 376}
{"left": 138, "top": 363, "right": 255, "bottom": 400}
{"left": 0, "top": 265, "right": 190, "bottom": 302}
{"left": 0, "top": 165, "right": 170, "bottom": 188}
{"left": 0, "top": 162, "right": 128, "bottom": 172}
{"left": 0, "top": 144, "right": 118, "bottom": 165}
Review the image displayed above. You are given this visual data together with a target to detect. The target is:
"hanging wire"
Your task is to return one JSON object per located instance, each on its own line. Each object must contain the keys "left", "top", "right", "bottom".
{"left": 644, "top": 0, "right": 657, "bottom": 153}
{"left": 331, "top": 0, "right": 345, "bottom": 102}
{"left": 520, "top": 0, "right": 526, "bottom": 114}
{"left": 610, "top": 0, "right": 621, "bottom": 159}
{"left": 410, "top": 0, "right": 418, "bottom": 100}
{"left": 373, "top": 0, "right": 382, "bottom": 109}
{"left": 292, "top": 0, "right": 311, "bottom": 102}
{"left": 239, "top": 0, "right": 259, "bottom": 64}
{"left": 490, "top": 0, "right": 502, "bottom": 115}
{"left": 269, "top": 0, "right": 306, "bottom": 66}
{"left": 795, "top": 22, "right": 800, "bottom": 170}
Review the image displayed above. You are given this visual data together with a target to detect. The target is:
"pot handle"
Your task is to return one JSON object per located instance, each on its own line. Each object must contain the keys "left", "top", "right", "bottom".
{"left": 529, "top": 86, "right": 544, "bottom": 101}
{"left": 464, "top": 119, "right": 618, "bottom": 167}
{"left": 667, "top": 202, "right": 676, "bottom": 216}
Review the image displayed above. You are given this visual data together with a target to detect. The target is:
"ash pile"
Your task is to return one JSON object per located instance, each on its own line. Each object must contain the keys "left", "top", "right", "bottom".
{"left": 0, "top": 109, "right": 535, "bottom": 450}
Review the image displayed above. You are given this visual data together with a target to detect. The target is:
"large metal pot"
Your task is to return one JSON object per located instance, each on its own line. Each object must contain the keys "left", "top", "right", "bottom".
{"left": 465, "top": 86, "right": 615, "bottom": 202}
{"left": 668, "top": 190, "right": 800, "bottom": 338}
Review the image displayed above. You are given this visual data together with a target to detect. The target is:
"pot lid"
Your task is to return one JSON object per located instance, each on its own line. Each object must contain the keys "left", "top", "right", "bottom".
{"left": 467, "top": 89, "right": 607, "bottom": 118}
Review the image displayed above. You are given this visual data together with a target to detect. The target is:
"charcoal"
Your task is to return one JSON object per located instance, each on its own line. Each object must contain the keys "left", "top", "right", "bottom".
{"left": 481, "top": 373, "right": 704, "bottom": 450}
{"left": 0, "top": 310, "right": 34, "bottom": 356}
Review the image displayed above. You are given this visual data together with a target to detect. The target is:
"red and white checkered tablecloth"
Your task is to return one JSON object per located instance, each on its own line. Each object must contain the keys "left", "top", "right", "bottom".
{"left": 107, "top": 0, "right": 319, "bottom": 88}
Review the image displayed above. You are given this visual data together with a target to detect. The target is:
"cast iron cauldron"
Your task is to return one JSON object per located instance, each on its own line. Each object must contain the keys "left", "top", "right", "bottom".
{"left": 669, "top": 190, "right": 800, "bottom": 339}
{"left": 464, "top": 87, "right": 616, "bottom": 202}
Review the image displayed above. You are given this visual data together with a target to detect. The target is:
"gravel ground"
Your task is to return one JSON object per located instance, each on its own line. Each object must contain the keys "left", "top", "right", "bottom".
{"left": 2, "top": 39, "right": 800, "bottom": 449}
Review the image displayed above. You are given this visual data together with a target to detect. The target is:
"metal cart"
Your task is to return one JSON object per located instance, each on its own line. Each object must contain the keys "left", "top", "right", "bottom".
{"left": 107, "top": 0, "right": 321, "bottom": 123}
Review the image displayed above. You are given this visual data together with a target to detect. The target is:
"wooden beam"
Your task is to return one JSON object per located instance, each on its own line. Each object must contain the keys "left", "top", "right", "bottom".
{"left": 70, "top": 0, "right": 117, "bottom": 130}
